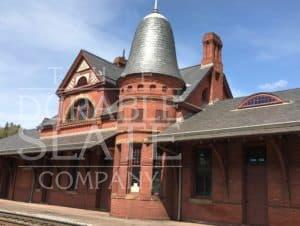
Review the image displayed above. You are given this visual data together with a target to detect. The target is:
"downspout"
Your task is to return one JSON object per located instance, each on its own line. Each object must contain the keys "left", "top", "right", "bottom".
{"left": 177, "top": 143, "right": 182, "bottom": 221}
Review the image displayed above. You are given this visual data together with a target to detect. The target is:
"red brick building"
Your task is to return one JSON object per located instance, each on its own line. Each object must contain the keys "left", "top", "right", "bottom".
{"left": 0, "top": 4, "right": 300, "bottom": 226}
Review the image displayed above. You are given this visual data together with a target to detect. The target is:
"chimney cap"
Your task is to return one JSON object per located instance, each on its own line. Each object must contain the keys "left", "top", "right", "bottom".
{"left": 203, "top": 32, "right": 223, "bottom": 46}
{"left": 113, "top": 55, "right": 127, "bottom": 68}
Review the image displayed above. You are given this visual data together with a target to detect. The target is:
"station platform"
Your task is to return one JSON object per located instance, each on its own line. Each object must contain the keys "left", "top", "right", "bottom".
{"left": 0, "top": 199, "right": 208, "bottom": 226}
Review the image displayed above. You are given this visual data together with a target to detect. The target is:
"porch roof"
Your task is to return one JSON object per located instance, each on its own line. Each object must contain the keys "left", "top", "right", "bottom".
{"left": 151, "top": 88, "right": 300, "bottom": 142}
{"left": 0, "top": 129, "right": 117, "bottom": 156}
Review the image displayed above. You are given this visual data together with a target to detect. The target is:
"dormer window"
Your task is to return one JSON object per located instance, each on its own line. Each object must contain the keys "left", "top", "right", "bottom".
{"left": 202, "top": 88, "right": 209, "bottom": 104}
{"left": 66, "top": 99, "right": 95, "bottom": 122}
{"left": 238, "top": 93, "right": 283, "bottom": 109}
{"left": 76, "top": 76, "right": 88, "bottom": 87}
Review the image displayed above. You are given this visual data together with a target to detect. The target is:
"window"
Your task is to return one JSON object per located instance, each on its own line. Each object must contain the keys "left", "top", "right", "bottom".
{"left": 173, "top": 88, "right": 182, "bottom": 96}
{"left": 155, "top": 110, "right": 166, "bottom": 122}
{"left": 68, "top": 160, "right": 79, "bottom": 191}
{"left": 129, "top": 144, "right": 142, "bottom": 192}
{"left": 238, "top": 93, "right": 283, "bottom": 109}
{"left": 162, "top": 86, "right": 167, "bottom": 92}
{"left": 127, "top": 85, "right": 133, "bottom": 92}
{"left": 247, "top": 148, "right": 266, "bottom": 166}
{"left": 118, "top": 111, "right": 124, "bottom": 122}
{"left": 195, "top": 149, "right": 212, "bottom": 197}
{"left": 76, "top": 76, "right": 88, "bottom": 87}
{"left": 132, "top": 109, "right": 143, "bottom": 122}
{"left": 150, "top": 84, "right": 156, "bottom": 92}
{"left": 66, "top": 99, "right": 94, "bottom": 122}
{"left": 138, "top": 84, "right": 144, "bottom": 91}
{"left": 152, "top": 148, "right": 163, "bottom": 195}
{"left": 202, "top": 88, "right": 209, "bottom": 103}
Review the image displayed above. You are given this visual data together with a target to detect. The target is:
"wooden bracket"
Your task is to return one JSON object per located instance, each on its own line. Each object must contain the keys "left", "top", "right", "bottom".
{"left": 210, "top": 144, "right": 229, "bottom": 199}
{"left": 269, "top": 137, "right": 291, "bottom": 204}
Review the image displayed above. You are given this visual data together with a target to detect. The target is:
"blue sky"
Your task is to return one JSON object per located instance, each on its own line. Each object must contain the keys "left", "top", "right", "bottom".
{"left": 0, "top": 0, "right": 299, "bottom": 128}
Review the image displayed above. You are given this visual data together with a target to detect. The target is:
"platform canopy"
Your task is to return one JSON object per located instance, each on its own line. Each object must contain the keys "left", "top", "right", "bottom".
{"left": 0, "top": 129, "right": 117, "bottom": 156}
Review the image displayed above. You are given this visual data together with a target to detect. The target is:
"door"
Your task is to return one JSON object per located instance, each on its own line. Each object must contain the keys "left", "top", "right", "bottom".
{"left": 0, "top": 169, "right": 11, "bottom": 198}
{"left": 246, "top": 147, "right": 267, "bottom": 226}
{"left": 13, "top": 168, "right": 33, "bottom": 202}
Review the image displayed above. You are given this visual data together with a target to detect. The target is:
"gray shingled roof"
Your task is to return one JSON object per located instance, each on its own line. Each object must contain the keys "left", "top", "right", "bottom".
{"left": 176, "top": 65, "right": 212, "bottom": 102}
{"left": 82, "top": 50, "right": 124, "bottom": 82}
{"left": 121, "top": 12, "right": 182, "bottom": 80}
{"left": 152, "top": 88, "right": 300, "bottom": 142}
{"left": 40, "top": 116, "right": 57, "bottom": 128}
{"left": 0, "top": 129, "right": 117, "bottom": 156}
{"left": 101, "top": 101, "right": 119, "bottom": 116}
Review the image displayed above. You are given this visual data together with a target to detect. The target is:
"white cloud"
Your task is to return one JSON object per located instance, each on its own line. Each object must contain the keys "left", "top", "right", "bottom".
{"left": 258, "top": 80, "right": 288, "bottom": 92}
{"left": 0, "top": 0, "right": 135, "bottom": 128}
{"left": 0, "top": 0, "right": 129, "bottom": 55}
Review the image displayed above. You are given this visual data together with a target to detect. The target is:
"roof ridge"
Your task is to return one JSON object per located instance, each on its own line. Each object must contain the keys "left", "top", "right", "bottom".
{"left": 180, "top": 64, "right": 202, "bottom": 71}
{"left": 81, "top": 49, "right": 116, "bottom": 66}
{"left": 271, "top": 87, "right": 300, "bottom": 94}
{"left": 211, "top": 87, "right": 300, "bottom": 106}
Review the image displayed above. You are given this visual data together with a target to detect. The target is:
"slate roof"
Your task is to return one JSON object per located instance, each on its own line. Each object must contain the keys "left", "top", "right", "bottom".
{"left": 40, "top": 116, "right": 57, "bottom": 128}
{"left": 151, "top": 88, "right": 300, "bottom": 142}
{"left": 176, "top": 65, "right": 212, "bottom": 102}
{"left": 101, "top": 101, "right": 119, "bottom": 116}
{"left": 121, "top": 12, "right": 182, "bottom": 80}
{"left": 0, "top": 129, "right": 117, "bottom": 156}
{"left": 81, "top": 50, "right": 124, "bottom": 82}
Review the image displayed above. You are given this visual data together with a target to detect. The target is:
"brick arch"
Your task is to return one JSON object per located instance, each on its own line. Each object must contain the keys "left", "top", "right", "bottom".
{"left": 63, "top": 95, "right": 96, "bottom": 122}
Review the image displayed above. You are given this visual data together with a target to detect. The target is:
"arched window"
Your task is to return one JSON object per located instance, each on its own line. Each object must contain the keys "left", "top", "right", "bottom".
{"left": 150, "top": 84, "right": 156, "bottom": 92}
{"left": 127, "top": 85, "right": 133, "bottom": 92}
{"left": 66, "top": 99, "right": 94, "bottom": 122}
{"left": 138, "top": 84, "right": 144, "bottom": 91}
{"left": 202, "top": 88, "right": 209, "bottom": 103}
{"left": 238, "top": 93, "right": 283, "bottom": 109}
{"left": 162, "top": 86, "right": 167, "bottom": 92}
{"left": 76, "top": 77, "right": 88, "bottom": 87}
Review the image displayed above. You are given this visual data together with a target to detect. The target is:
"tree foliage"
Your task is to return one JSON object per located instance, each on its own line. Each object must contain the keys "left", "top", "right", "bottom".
{"left": 0, "top": 122, "right": 21, "bottom": 139}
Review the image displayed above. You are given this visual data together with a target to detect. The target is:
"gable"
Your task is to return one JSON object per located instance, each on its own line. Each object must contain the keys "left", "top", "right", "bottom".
{"left": 76, "top": 60, "right": 90, "bottom": 72}
{"left": 57, "top": 50, "right": 124, "bottom": 95}
{"left": 65, "top": 60, "right": 100, "bottom": 91}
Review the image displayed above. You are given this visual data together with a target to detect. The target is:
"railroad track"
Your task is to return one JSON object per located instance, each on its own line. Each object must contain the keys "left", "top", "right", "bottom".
{"left": 0, "top": 211, "right": 82, "bottom": 226}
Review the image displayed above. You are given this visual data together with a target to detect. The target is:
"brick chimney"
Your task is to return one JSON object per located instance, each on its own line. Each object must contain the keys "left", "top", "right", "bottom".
{"left": 113, "top": 56, "right": 127, "bottom": 68}
{"left": 201, "top": 32, "right": 223, "bottom": 73}
{"left": 113, "top": 49, "right": 127, "bottom": 68}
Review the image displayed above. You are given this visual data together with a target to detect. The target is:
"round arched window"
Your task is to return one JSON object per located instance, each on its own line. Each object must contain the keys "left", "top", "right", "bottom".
{"left": 76, "top": 77, "right": 88, "bottom": 87}
{"left": 66, "top": 99, "right": 94, "bottom": 122}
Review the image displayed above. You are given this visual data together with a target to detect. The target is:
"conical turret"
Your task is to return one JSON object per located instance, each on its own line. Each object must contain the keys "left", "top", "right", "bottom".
{"left": 121, "top": 9, "right": 182, "bottom": 80}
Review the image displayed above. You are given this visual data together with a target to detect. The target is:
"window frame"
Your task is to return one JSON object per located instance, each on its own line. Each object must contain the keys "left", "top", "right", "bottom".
{"left": 193, "top": 149, "right": 212, "bottom": 198}
{"left": 76, "top": 76, "right": 88, "bottom": 87}
{"left": 155, "top": 110, "right": 167, "bottom": 123}
{"left": 66, "top": 98, "right": 95, "bottom": 122}
{"left": 128, "top": 144, "right": 142, "bottom": 193}
{"left": 131, "top": 109, "right": 144, "bottom": 122}
{"left": 238, "top": 93, "right": 283, "bottom": 109}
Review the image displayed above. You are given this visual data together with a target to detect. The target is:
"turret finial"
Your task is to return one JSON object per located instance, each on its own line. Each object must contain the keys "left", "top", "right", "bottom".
{"left": 153, "top": 0, "right": 159, "bottom": 12}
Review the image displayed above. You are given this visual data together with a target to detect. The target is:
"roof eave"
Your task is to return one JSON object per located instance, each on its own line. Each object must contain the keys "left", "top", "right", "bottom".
{"left": 150, "top": 121, "right": 300, "bottom": 143}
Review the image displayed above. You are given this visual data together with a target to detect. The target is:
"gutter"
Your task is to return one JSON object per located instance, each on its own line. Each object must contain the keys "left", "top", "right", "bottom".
{"left": 150, "top": 120, "right": 300, "bottom": 142}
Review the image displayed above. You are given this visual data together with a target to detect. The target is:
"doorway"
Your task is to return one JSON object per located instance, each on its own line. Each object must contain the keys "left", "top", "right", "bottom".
{"left": 245, "top": 146, "right": 267, "bottom": 226}
{"left": 0, "top": 169, "right": 11, "bottom": 198}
